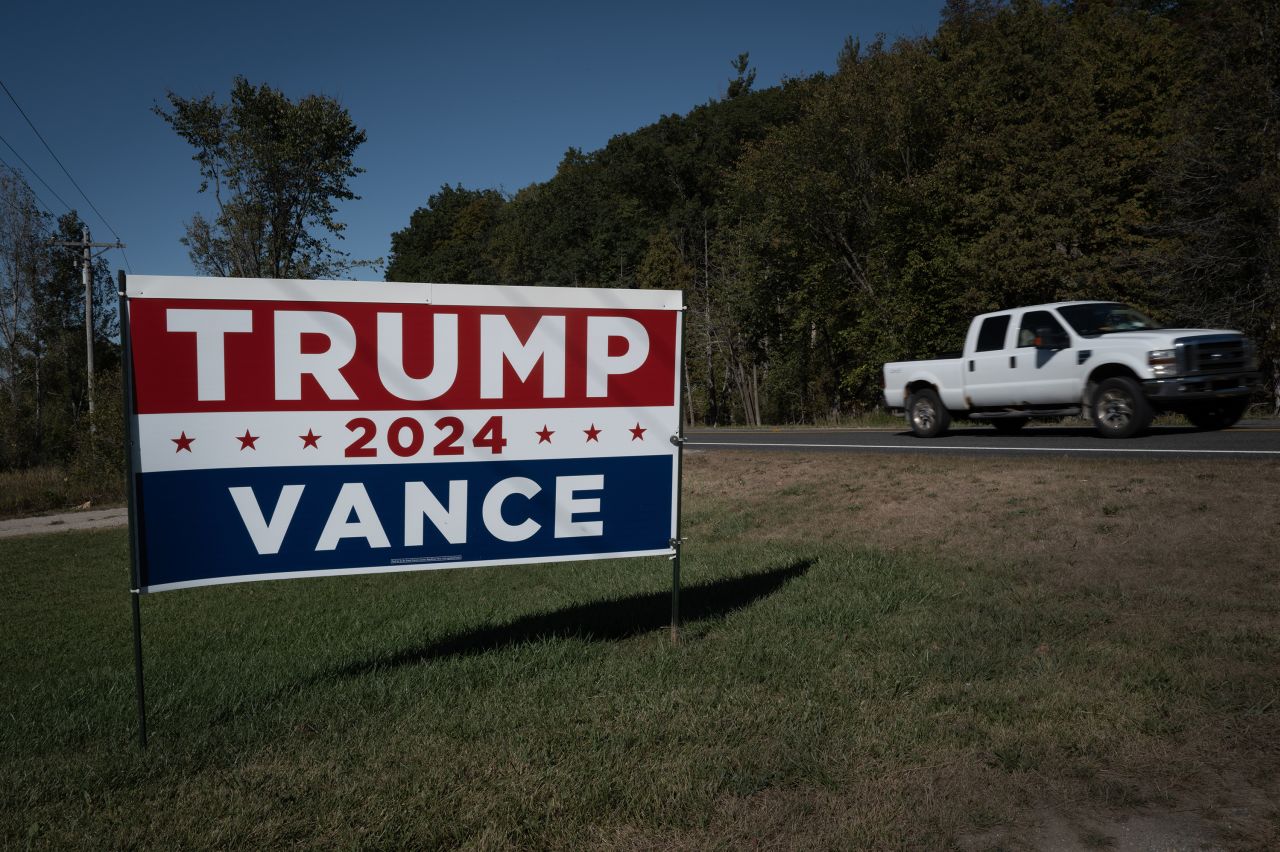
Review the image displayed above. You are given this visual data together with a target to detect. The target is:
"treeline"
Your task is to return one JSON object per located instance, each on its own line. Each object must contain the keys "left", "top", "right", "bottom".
{"left": 0, "top": 167, "right": 120, "bottom": 477}
{"left": 1, "top": 0, "right": 1275, "bottom": 483}
{"left": 387, "top": 0, "right": 1279, "bottom": 424}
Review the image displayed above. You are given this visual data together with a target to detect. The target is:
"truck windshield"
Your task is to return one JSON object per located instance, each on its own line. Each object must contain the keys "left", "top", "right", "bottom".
{"left": 1057, "top": 303, "right": 1160, "bottom": 337}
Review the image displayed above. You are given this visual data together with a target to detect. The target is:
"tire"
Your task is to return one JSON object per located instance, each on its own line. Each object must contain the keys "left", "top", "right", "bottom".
{"left": 1090, "top": 376, "right": 1152, "bottom": 438}
{"left": 990, "top": 418, "right": 1029, "bottom": 434}
{"left": 1184, "top": 398, "right": 1248, "bottom": 431}
{"left": 906, "top": 388, "right": 950, "bottom": 438}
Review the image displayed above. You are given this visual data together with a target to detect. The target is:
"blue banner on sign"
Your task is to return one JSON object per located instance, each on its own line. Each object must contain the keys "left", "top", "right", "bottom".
{"left": 136, "top": 455, "right": 674, "bottom": 590}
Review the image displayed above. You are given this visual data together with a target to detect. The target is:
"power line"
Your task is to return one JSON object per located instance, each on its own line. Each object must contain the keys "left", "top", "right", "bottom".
{"left": 0, "top": 134, "right": 73, "bottom": 214}
{"left": 1, "top": 152, "right": 134, "bottom": 275}
{"left": 0, "top": 78, "right": 130, "bottom": 266}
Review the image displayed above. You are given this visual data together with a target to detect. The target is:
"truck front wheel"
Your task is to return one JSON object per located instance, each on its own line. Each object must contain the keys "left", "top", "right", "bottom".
{"left": 1185, "top": 399, "right": 1248, "bottom": 431}
{"left": 906, "top": 389, "right": 950, "bottom": 438}
{"left": 1091, "top": 377, "right": 1152, "bottom": 438}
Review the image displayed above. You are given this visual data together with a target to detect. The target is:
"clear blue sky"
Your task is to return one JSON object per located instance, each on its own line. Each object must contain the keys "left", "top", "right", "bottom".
{"left": 5, "top": 0, "right": 941, "bottom": 279}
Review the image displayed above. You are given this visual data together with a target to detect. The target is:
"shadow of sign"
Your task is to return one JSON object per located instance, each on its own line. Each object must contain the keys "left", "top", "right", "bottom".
{"left": 333, "top": 558, "right": 815, "bottom": 678}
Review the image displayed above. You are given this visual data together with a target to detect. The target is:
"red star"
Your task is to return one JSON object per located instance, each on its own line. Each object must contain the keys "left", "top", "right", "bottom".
{"left": 172, "top": 432, "right": 195, "bottom": 453}
{"left": 300, "top": 429, "right": 321, "bottom": 449}
{"left": 536, "top": 425, "right": 554, "bottom": 444}
{"left": 629, "top": 423, "right": 646, "bottom": 441}
{"left": 584, "top": 424, "right": 601, "bottom": 442}
{"left": 237, "top": 430, "right": 259, "bottom": 450}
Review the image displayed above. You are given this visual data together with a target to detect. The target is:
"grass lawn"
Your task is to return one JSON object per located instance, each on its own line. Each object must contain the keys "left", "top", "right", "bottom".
{"left": 2, "top": 451, "right": 1278, "bottom": 849}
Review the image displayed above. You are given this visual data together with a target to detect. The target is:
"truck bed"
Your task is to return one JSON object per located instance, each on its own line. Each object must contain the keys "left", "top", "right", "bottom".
{"left": 883, "top": 357, "right": 967, "bottom": 411}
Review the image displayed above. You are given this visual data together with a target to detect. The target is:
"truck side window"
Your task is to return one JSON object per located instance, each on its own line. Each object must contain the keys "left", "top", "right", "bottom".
{"left": 975, "top": 315, "right": 1011, "bottom": 352}
{"left": 1018, "top": 311, "right": 1066, "bottom": 347}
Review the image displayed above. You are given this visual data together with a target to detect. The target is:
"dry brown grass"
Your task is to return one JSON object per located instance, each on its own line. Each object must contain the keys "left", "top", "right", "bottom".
{"left": 0, "top": 466, "right": 77, "bottom": 516}
{"left": 683, "top": 449, "right": 1279, "bottom": 585}
{"left": 680, "top": 449, "right": 1280, "bottom": 849}
{"left": 0, "top": 464, "right": 124, "bottom": 517}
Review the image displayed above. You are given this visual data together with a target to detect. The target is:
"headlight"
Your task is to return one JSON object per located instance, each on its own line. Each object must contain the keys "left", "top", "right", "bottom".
{"left": 1148, "top": 349, "right": 1177, "bottom": 377}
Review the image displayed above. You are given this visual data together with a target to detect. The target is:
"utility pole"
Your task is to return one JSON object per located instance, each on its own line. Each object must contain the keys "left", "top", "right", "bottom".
{"left": 50, "top": 227, "right": 124, "bottom": 429}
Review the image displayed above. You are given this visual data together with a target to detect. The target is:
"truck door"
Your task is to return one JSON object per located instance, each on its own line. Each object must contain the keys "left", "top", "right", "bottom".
{"left": 1007, "top": 309, "right": 1083, "bottom": 404}
{"left": 964, "top": 313, "right": 1016, "bottom": 407}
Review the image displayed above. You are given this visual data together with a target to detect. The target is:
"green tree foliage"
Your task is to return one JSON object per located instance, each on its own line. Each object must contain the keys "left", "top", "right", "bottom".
{"left": 922, "top": 0, "right": 1177, "bottom": 312}
{"left": 726, "top": 52, "right": 757, "bottom": 99}
{"left": 1152, "top": 0, "right": 1280, "bottom": 374}
{"left": 387, "top": 185, "right": 505, "bottom": 283}
{"left": 730, "top": 35, "right": 946, "bottom": 414}
{"left": 386, "top": 58, "right": 812, "bottom": 423}
{"left": 387, "top": 3, "right": 1279, "bottom": 421}
{"left": 156, "top": 76, "right": 370, "bottom": 279}
{"left": 0, "top": 166, "right": 118, "bottom": 469}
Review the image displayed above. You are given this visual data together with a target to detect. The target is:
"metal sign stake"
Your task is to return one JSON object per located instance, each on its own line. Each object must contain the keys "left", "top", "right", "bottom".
{"left": 130, "top": 591, "right": 147, "bottom": 749}
{"left": 119, "top": 271, "right": 147, "bottom": 749}
{"left": 669, "top": 306, "right": 688, "bottom": 643}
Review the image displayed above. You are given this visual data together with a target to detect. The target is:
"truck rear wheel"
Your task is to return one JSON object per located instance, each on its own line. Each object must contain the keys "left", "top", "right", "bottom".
{"left": 906, "top": 389, "right": 950, "bottom": 438}
{"left": 1091, "top": 376, "right": 1152, "bottom": 438}
{"left": 1185, "top": 399, "right": 1248, "bottom": 431}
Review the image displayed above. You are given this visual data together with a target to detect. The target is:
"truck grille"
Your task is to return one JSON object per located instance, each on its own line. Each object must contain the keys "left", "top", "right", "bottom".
{"left": 1178, "top": 336, "right": 1247, "bottom": 375}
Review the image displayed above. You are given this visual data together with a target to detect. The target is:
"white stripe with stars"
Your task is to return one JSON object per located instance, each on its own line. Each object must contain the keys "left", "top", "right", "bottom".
{"left": 133, "top": 407, "right": 677, "bottom": 473}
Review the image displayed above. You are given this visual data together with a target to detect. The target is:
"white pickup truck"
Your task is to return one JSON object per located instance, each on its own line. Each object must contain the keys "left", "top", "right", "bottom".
{"left": 883, "top": 301, "right": 1260, "bottom": 438}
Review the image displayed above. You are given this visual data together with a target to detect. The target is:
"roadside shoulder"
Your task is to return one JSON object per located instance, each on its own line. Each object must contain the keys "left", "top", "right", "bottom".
{"left": 0, "top": 508, "right": 128, "bottom": 540}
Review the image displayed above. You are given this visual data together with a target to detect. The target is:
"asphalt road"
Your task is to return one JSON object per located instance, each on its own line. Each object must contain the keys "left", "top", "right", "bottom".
{"left": 686, "top": 420, "right": 1280, "bottom": 458}
{"left": 3, "top": 421, "right": 1275, "bottom": 540}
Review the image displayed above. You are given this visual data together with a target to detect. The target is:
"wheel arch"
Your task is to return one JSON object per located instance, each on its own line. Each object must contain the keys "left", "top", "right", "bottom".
{"left": 1085, "top": 363, "right": 1142, "bottom": 405}
{"left": 905, "top": 379, "right": 940, "bottom": 397}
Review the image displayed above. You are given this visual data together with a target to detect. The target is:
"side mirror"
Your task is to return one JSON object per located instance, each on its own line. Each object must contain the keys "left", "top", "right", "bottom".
{"left": 1034, "top": 327, "right": 1069, "bottom": 350}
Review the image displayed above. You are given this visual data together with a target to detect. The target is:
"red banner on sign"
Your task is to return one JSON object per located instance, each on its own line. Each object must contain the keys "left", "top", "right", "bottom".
{"left": 129, "top": 300, "right": 677, "bottom": 414}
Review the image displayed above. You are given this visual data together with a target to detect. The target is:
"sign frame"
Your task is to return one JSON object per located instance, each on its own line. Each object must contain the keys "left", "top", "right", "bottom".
{"left": 119, "top": 272, "right": 687, "bottom": 747}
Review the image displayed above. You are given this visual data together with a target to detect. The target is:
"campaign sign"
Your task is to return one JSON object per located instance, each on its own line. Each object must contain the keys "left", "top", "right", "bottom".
{"left": 123, "top": 276, "right": 683, "bottom": 593}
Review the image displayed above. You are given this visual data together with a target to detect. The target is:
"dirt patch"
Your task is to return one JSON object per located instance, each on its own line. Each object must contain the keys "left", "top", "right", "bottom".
{"left": 960, "top": 768, "right": 1279, "bottom": 852}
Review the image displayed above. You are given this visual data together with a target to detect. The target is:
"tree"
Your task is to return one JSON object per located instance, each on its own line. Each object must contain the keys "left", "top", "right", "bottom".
{"left": 1152, "top": 0, "right": 1280, "bottom": 390}
{"left": 920, "top": 0, "right": 1178, "bottom": 314}
{"left": 156, "top": 76, "right": 370, "bottom": 279}
{"left": 27, "top": 213, "right": 116, "bottom": 460}
{"left": 730, "top": 35, "right": 945, "bottom": 415}
{"left": 387, "top": 185, "right": 506, "bottom": 284}
{"left": 0, "top": 167, "right": 48, "bottom": 410}
{"left": 726, "top": 53, "right": 757, "bottom": 99}
{"left": 0, "top": 170, "right": 116, "bottom": 468}
{"left": 383, "top": 0, "right": 1278, "bottom": 420}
